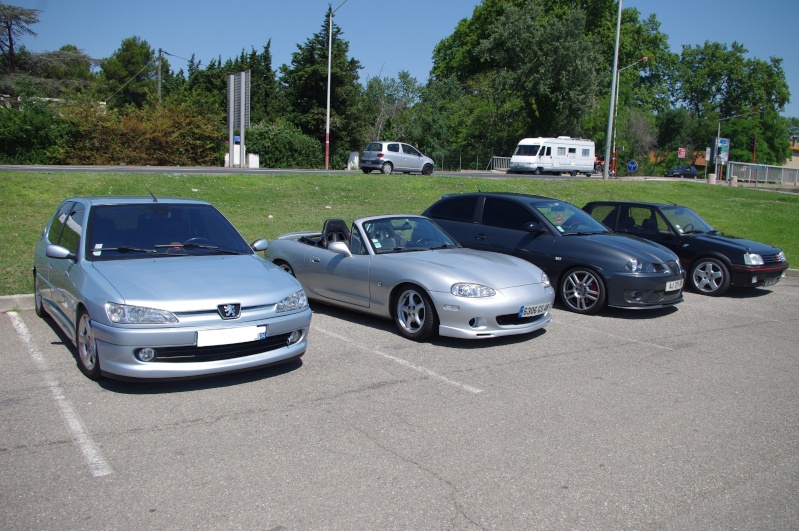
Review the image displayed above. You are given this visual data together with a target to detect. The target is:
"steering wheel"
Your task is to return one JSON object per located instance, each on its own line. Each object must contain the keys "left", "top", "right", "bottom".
{"left": 682, "top": 223, "right": 694, "bottom": 233}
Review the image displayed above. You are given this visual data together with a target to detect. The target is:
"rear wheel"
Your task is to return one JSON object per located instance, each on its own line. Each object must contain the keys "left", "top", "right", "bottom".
{"left": 393, "top": 285, "right": 438, "bottom": 341}
{"left": 559, "top": 268, "right": 607, "bottom": 314}
{"left": 690, "top": 258, "right": 730, "bottom": 296}
{"left": 76, "top": 309, "right": 101, "bottom": 380}
{"left": 381, "top": 162, "right": 394, "bottom": 175}
{"left": 421, "top": 164, "right": 433, "bottom": 176}
{"left": 570, "top": 170, "right": 577, "bottom": 177}
{"left": 533, "top": 167, "right": 542, "bottom": 175}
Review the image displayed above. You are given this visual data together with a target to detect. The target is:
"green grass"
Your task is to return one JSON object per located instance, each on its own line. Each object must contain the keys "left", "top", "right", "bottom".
{"left": 2, "top": 170, "right": 797, "bottom": 296}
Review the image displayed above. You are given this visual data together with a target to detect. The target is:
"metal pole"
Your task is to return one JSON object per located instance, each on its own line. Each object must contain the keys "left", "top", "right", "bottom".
{"left": 228, "top": 75, "right": 235, "bottom": 168}
{"left": 603, "top": 0, "right": 622, "bottom": 180}
{"left": 325, "top": 0, "right": 349, "bottom": 171}
{"left": 240, "top": 71, "right": 246, "bottom": 168}
{"left": 157, "top": 48, "right": 162, "bottom": 102}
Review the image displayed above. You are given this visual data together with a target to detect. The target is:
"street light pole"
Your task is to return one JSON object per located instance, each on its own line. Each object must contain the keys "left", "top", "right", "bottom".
{"left": 603, "top": 0, "right": 622, "bottom": 180}
{"left": 325, "top": 0, "right": 349, "bottom": 171}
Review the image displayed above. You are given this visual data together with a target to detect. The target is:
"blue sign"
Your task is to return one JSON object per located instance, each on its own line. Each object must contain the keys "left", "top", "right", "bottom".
{"left": 627, "top": 160, "right": 638, "bottom": 173}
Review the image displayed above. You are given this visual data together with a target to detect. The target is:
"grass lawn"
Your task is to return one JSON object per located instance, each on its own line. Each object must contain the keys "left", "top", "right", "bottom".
{"left": 2, "top": 170, "right": 797, "bottom": 296}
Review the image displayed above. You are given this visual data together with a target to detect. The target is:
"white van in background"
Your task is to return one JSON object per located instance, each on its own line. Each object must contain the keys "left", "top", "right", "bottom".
{"left": 508, "top": 136, "right": 596, "bottom": 176}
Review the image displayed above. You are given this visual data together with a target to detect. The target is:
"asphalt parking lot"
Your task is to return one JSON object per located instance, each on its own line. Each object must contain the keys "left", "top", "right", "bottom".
{"left": 2, "top": 278, "right": 798, "bottom": 529}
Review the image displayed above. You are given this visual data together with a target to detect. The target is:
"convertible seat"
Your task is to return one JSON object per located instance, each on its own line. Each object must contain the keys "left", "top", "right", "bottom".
{"left": 321, "top": 218, "right": 351, "bottom": 248}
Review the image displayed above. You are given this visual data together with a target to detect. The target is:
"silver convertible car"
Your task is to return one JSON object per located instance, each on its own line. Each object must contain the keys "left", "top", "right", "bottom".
{"left": 264, "top": 215, "right": 555, "bottom": 341}
{"left": 33, "top": 197, "right": 311, "bottom": 381}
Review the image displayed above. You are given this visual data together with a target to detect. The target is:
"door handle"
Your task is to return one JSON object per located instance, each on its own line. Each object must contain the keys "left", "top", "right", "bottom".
{"left": 310, "top": 257, "right": 321, "bottom": 264}
{"left": 474, "top": 233, "right": 486, "bottom": 241}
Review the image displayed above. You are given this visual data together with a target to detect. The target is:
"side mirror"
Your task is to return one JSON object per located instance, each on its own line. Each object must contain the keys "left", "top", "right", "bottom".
{"left": 251, "top": 238, "right": 269, "bottom": 252}
{"left": 524, "top": 221, "right": 546, "bottom": 233}
{"left": 328, "top": 241, "right": 352, "bottom": 257}
{"left": 46, "top": 244, "right": 75, "bottom": 261}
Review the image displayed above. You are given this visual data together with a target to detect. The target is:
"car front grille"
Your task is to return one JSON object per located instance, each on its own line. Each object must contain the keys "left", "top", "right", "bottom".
{"left": 645, "top": 289, "right": 683, "bottom": 304}
{"left": 496, "top": 312, "right": 549, "bottom": 326}
{"left": 763, "top": 254, "right": 785, "bottom": 265}
{"left": 152, "top": 333, "right": 293, "bottom": 363}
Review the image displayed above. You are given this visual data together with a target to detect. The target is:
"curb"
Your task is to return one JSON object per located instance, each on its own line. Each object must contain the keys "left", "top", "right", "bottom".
{"left": 4, "top": 268, "right": 799, "bottom": 313}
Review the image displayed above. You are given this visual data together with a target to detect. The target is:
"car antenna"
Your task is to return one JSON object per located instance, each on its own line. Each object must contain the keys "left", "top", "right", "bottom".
{"left": 145, "top": 186, "right": 158, "bottom": 202}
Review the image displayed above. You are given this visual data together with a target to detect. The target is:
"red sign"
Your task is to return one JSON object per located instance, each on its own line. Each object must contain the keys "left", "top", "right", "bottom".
{"left": 678, "top": 147, "right": 686, "bottom": 158}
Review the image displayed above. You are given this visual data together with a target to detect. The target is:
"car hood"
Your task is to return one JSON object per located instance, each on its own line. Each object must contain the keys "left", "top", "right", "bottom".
{"left": 90, "top": 255, "right": 301, "bottom": 311}
{"left": 569, "top": 232, "right": 678, "bottom": 263}
{"left": 386, "top": 248, "right": 545, "bottom": 288}
{"left": 686, "top": 233, "right": 782, "bottom": 254}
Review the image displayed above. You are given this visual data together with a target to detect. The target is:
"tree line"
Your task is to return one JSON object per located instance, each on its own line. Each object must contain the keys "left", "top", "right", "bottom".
{"left": 1, "top": 0, "right": 796, "bottom": 173}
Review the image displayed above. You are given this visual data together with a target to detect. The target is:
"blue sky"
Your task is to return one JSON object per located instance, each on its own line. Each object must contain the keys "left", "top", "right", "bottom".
{"left": 11, "top": 0, "right": 799, "bottom": 117}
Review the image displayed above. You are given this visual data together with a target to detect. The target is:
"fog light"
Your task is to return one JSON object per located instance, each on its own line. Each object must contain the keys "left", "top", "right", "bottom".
{"left": 136, "top": 347, "right": 157, "bottom": 362}
{"left": 751, "top": 276, "right": 758, "bottom": 284}
{"left": 287, "top": 330, "right": 302, "bottom": 345}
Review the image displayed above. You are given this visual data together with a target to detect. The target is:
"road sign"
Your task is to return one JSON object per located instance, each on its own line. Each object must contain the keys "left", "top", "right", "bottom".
{"left": 627, "top": 160, "right": 638, "bottom": 173}
{"left": 678, "top": 147, "right": 686, "bottom": 158}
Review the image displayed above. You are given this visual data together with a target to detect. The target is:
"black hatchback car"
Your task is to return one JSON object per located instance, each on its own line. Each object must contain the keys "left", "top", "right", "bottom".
{"left": 664, "top": 165, "right": 698, "bottom": 178}
{"left": 583, "top": 201, "right": 789, "bottom": 296}
{"left": 423, "top": 193, "right": 685, "bottom": 315}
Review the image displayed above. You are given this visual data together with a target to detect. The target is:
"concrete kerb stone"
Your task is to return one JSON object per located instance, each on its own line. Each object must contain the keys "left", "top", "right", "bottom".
{"left": 4, "top": 267, "right": 799, "bottom": 312}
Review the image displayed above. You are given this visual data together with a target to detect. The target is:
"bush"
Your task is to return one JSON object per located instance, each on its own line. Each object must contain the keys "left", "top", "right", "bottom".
{"left": 245, "top": 120, "right": 323, "bottom": 169}
{"left": 0, "top": 99, "right": 67, "bottom": 164}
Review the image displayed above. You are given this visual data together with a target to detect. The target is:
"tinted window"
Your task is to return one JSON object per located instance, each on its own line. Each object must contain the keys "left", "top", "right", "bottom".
{"left": 387, "top": 143, "right": 400, "bottom": 153}
{"left": 482, "top": 198, "right": 535, "bottom": 230}
{"left": 58, "top": 203, "right": 84, "bottom": 254}
{"left": 515, "top": 144, "right": 540, "bottom": 156}
{"left": 365, "top": 142, "right": 382, "bottom": 151}
{"left": 48, "top": 201, "right": 75, "bottom": 245}
{"left": 402, "top": 144, "right": 421, "bottom": 156}
{"left": 587, "top": 205, "right": 618, "bottom": 227}
{"left": 428, "top": 196, "right": 478, "bottom": 223}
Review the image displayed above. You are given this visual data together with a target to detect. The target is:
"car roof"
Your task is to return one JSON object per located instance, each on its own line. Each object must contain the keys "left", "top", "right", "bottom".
{"left": 584, "top": 200, "right": 684, "bottom": 208}
{"left": 442, "top": 192, "right": 558, "bottom": 202}
{"left": 67, "top": 196, "right": 211, "bottom": 207}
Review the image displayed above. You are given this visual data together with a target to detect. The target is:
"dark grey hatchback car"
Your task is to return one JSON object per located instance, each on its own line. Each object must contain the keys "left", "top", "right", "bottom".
{"left": 423, "top": 193, "right": 685, "bottom": 315}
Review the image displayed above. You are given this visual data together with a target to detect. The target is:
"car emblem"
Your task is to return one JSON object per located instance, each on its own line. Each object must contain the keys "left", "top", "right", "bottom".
{"left": 218, "top": 303, "right": 241, "bottom": 320}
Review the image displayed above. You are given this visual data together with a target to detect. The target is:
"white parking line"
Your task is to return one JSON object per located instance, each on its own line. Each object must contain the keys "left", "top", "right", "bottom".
{"left": 314, "top": 327, "right": 484, "bottom": 394}
{"left": 8, "top": 312, "right": 113, "bottom": 477}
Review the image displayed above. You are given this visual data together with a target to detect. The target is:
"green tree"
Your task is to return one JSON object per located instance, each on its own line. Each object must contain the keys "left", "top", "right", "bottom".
{"left": 360, "top": 71, "right": 421, "bottom": 143}
{"left": 0, "top": 2, "right": 40, "bottom": 73}
{"left": 278, "top": 7, "right": 363, "bottom": 168}
{"left": 100, "top": 36, "right": 158, "bottom": 108}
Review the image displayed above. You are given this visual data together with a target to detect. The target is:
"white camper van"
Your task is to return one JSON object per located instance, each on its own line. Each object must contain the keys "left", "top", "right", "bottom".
{"left": 508, "top": 136, "right": 596, "bottom": 176}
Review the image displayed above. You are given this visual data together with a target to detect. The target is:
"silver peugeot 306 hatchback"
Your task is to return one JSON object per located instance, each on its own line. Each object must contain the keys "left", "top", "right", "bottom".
{"left": 32, "top": 196, "right": 311, "bottom": 381}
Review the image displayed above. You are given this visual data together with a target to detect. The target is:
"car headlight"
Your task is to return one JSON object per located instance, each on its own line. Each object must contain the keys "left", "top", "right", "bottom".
{"left": 276, "top": 290, "right": 308, "bottom": 312}
{"left": 451, "top": 283, "right": 496, "bottom": 298}
{"left": 541, "top": 272, "right": 551, "bottom": 289}
{"left": 623, "top": 259, "right": 658, "bottom": 273}
{"left": 777, "top": 251, "right": 786, "bottom": 262}
{"left": 106, "top": 302, "right": 178, "bottom": 324}
{"left": 743, "top": 253, "right": 764, "bottom": 266}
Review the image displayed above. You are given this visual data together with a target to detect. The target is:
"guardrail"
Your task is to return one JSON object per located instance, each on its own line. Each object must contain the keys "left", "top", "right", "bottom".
{"left": 726, "top": 162, "right": 799, "bottom": 186}
{"left": 487, "top": 156, "right": 510, "bottom": 172}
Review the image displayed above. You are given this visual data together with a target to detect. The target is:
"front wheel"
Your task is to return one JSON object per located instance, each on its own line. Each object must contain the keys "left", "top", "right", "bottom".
{"left": 76, "top": 309, "right": 101, "bottom": 380}
{"left": 381, "top": 162, "right": 394, "bottom": 175}
{"left": 533, "top": 167, "right": 542, "bottom": 175}
{"left": 421, "top": 164, "right": 433, "bottom": 176}
{"left": 570, "top": 170, "right": 577, "bottom": 177}
{"left": 361, "top": 168, "right": 371, "bottom": 174}
{"left": 393, "top": 285, "right": 438, "bottom": 341}
{"left": 559, "top": 268, "right": 607, "bottom": 314}
{"left": 690, "top": 258, "right": 730, "bottom": 296}
{"left": 34, "top": 272, "right": 46, "bottom": 318}
{"left": 275, "top": 260, "right": 295, "bottom": 277}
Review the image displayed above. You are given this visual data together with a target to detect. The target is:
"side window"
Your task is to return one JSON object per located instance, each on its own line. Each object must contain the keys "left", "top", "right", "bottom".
{"left": 568, "top": 147, "right": 576, "bottom": 155}
{"left": 557, "top": 147, "right": 566, "bottom": 156}
{"left": 58, "top": 204, "right": 85, "bottom": 254}
{"left": 402, "top": 144, "right": 420, "bottom": 156}
{"left": 482, "top": 198, "right": 534, "bottom": 230}
{"left": 545, "top": 146, "right": 551, "bottom": 156}
{"left": 48, "top": 201, "right": 74, "bottom": 244}
{"left": 582, "top": 148, "right": 590, "bottom": 157}
{"left": 350, "top": 225, "right": 367, "bottom": 255}
{"left": 428, "top": 196, "right": 478, "bottom": 223}
{"left": 387, "top": 143, "right": 400, "bottom": 153}
{"left": 587, "top": 205, "right": 618, "bottom": 228}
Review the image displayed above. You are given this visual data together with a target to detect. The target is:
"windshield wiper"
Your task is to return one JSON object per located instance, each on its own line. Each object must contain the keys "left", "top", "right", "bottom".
{"left": 97, "top": 246, "right": 156, "bottom": 254}
{"left": 154, "top": 243, "right": 242, "bottom": 255}
{"left": 429, "top": 244, "right": 458, "bottom": 250}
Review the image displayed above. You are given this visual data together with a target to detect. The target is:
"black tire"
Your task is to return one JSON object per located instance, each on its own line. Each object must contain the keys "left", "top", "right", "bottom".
{"left": 275, "top": 261, "right": 295, "bottom": 277}
{"left": 689, "top": 257, "right": 731, "bottom": 296}
{"left": 570, "top": 170, "right": 577, "bottom": 177}
{"left": 421, "top": 164, "right": 433, "bottom": 176}
{"left": 76, "top": 309, "right": 101, "bottom": 380}
{"left": 381, "top": 162, "right": 394, "bottom": 175}
{"left": 559, "top": 268, "right": 607, "bottom": 314}
{"left": 361, "top": 168, "right": 371, "bottom": 174}
{"left": 34, "top": 271, "right": 46, "bottom": 318}
{"left": 533, "top": 167, "right": 542, "bottom": 175}
{"left": 393, "top": 285, "right": 438, "bottom": 341}
{"left": 594, "top": 163, "right": 603, "bottom": 173}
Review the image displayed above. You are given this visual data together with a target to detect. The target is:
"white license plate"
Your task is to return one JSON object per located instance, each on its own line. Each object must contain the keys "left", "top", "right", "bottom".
{"left": 666, "top": 279, "right": 684, "bottom": 292}
{"left": 518, "top": 302, "right": 551, "bottom": 318}
{"left": 196, "top": 325, "right": 267, "bottom": 347}
{"left": 763, "top": 278, "right": 778, "bottom": 287}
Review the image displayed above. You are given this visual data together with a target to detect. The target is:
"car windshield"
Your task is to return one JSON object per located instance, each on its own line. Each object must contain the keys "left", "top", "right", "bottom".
{"left": 362, "top": 217, "right": 458, "bottom": 254}
{"left": 659, "top": 206, "right": 716, "bottom": 234}
{"left": 532, "top": 200, "right": 609, "bottom": 235}
{"left": 514, "top": 144, "right": 540, "bottom": 156}
{"left": 86, "top": 203, "right": 253, "bottom": 260}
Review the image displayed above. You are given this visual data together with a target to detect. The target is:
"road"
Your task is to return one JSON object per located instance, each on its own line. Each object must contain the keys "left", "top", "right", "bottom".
{"left": 2, "top": 280, "right": 798, "bottom": 529}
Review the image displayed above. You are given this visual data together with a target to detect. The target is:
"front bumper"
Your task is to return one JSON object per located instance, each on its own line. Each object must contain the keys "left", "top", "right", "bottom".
{"left": 433, "top": 285, "right": 555, "bottom": 339}
{"left": 90, "top": 308, "right": 312, "bottom": 379}
{"left": 605, "top": 271, "right": 685, "bottom": 309}
{"left": 731, "top": 264, "right": 788, "bottom": 288}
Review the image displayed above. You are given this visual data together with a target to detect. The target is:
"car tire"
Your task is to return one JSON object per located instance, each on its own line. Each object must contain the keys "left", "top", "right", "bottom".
{"left": 559, "top": 268, "right": 607, "bottom": 314}
{"left": 393, "top": 285, "right": 438, "bottom": 341}
{"left": 361, "top": 168, "right": 371, "bottom": 174}
{"left": 689, "top": 257, "right": 731, "bottom": 296}
{"left": 381, "top": 162, "right": 394, "bottom": 175}
{"left": 533, "top": 167, "right": 542, "bottom": 175}
{"left": 275, "top": 260, "right": 295, "bottom": 277}
{"left": 76, "top": 309, "right": 101, "bottom": 380}
{"left": 570, "top": 170, "right": 577, "bottom": 177}
{"left": 422, "top": 164, "right": 433, "bottom": 176}
{"left": 34, "top": 271, "right": 46, "bottom": 318}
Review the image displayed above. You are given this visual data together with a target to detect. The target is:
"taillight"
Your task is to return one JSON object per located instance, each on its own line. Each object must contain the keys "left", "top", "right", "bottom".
{"left": 377, "top": 152, "right": 384, "bottom": 158}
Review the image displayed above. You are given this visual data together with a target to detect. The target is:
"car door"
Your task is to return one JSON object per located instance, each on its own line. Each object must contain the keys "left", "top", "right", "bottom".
{"left": 401, "top": 143, "right": 423, "bottom": 172}
{"left": 47, "top": 201, "right": 86, "bottom": 332}
{"left": 470, "top": 197, "right": 559, "bottom": 276}
{"left": 301, "top": 230, "right": 371, "bottom": 308}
